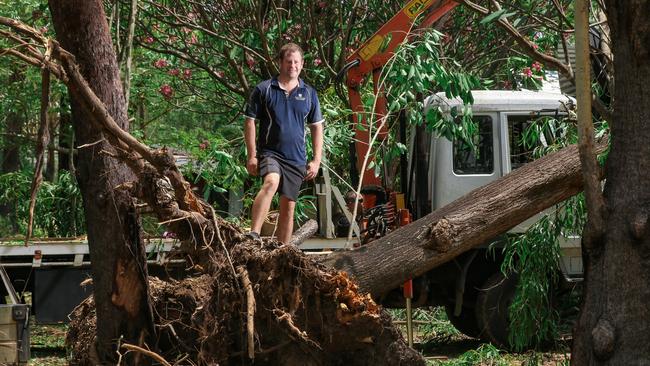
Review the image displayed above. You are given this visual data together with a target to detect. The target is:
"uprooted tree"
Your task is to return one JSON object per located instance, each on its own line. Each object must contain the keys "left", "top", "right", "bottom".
{"left": 2, "top": 1, "right": 649, "bottom": 365}
{"left": 0, "top": 5, "right": 573, "bottom": 365}
{"left": 16, "top": 1, "right": 423, "bottom": 364}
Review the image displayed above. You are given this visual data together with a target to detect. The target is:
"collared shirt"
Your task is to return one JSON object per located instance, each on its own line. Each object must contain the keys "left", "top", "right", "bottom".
{"left": 244, "top": 77, "right": 324, "bottom": 166}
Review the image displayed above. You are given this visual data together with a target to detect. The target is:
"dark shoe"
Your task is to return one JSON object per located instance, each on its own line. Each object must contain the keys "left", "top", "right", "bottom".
{"left": 245, "top": 231, "right": 263, "bottom": 246}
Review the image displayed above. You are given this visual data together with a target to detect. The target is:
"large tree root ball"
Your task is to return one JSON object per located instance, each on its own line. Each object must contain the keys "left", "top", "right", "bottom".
{"left": 67, "top": 240, "right": 424, "bottom": 366}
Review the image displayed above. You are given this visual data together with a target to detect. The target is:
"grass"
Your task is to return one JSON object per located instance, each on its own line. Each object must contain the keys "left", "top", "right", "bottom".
{"left": 26, "top": 306, "right": 572, "bottom": 365}
{"left": 389, "top": 306, "right": 572, "bottom": 366}
{"left": 29, "top": 321, "right": 67, "bottom": 366}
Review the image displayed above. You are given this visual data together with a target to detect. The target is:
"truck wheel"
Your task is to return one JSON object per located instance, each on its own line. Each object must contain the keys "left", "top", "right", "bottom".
{"left": 445, "top": 304, "right": 480, "bottom": 338}
{"left": 475, "top": 271, "right": 518, "bottom": 349}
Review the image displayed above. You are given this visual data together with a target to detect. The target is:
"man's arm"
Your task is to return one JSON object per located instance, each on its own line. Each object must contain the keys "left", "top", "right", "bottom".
{"left": 244, "top": 117, "right": 258, "bottom": 176}
{"left": 305, "top": 122, "right": 323, "bottom": 180}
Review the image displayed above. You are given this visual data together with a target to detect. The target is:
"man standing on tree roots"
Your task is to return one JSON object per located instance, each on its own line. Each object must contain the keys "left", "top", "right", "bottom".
{"left": 243, "top": 43, "right": 324, "bottom": 245}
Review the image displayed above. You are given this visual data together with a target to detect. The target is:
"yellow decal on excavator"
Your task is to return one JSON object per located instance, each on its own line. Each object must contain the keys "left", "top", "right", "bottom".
{"left": 359, "top": 34, "right": 385, "bottom": 61}
{"left": 404, "top": 0, "right": 436, "bottom": 19}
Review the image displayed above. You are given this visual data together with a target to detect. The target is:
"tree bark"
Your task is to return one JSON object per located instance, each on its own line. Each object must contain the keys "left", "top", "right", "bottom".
{"left": 289, "top": 219, "right": 319, "bottom": 247}
{"left": 1, "top": 68, "right": 25, "bottom": 174}
{"left": 1, "top": 67, "right": 25, "bottom": 231}
{"left": 325, "top": 142, "right": 605, "bottom": 298}
{"left": 57, "top": 95, "right": 74, "bottom": 174}
{"left": 48, "top": 1, "right": 154, "bottom": 364}
{"left": 121, "top": 0, "right": 138, "bottom": 110}
{"left": 571, "top": 2, "right": 650, "bottom": 365}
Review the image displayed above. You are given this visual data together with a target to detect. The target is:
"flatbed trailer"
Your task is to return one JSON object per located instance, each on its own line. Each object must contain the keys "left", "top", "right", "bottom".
{"left": 0, "top": 236, "right": 345, "bottom": 324}
{"left": 0, "top": 237, "right": 182, "bottom": 323}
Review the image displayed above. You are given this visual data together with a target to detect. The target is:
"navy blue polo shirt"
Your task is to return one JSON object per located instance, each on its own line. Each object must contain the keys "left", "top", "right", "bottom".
{"left": 244, "top": 77, "right": 324, "bottom": 166}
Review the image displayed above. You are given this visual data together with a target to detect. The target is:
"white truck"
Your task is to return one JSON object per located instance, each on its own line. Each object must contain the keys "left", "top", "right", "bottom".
{"left": 0, "top": 90, "right": 582, "bottom": 353}
{"left": 313, "top": 90, "right": 583, "bottom": 347}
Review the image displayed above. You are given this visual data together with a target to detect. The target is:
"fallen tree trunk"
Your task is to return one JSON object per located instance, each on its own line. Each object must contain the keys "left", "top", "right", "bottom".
{"left": 324, "top": 141, "right": 606, "bottom": 298}
{"left": 290, "top": 219, "right": 319, "bottom": 246}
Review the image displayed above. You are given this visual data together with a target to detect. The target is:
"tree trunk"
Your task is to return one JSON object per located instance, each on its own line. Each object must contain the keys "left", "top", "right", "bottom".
{"left": 325, "top": 142, "right": 604, "bottom": 298}
{"left": 1, "top": 68, "right": 25, "bottom": 231}
{"left": 48, "top": 1, "right": 154, "bottom": 363}
{"left": 57, "top": 95, "right": 74, "bottom": 173}
{"left": 44, "top": 110, "right": 59, "bottom": 182}
{"left": 1, "top": 68, "right": 25, "bottom": 174}
{"left": 571, "top": 2, "right": 650, "bottom": 365}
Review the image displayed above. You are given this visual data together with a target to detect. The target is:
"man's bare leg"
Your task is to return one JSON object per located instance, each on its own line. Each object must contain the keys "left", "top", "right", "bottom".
{"left": 276, "top": 195, "right": 296, "bottom": 245}
{"left": 250, "top": 173, "right": 280, "bottom": 234}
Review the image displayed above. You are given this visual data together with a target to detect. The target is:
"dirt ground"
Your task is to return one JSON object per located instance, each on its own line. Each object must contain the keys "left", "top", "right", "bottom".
{"left": 29, "top": 313, "right": 572, "bottom": 366}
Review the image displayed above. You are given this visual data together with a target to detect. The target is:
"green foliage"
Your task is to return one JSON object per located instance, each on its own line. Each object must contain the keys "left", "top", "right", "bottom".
{"left": 501, "top": 215, "right": 562, "bottom": 351}
{"left": 383, "top": 29, "right": 481, "bottom": 137}
{"left": 389, "top": 307, "right": 460, "bottom": 342}
{"left": 0, "top": 170, "right": 84, "bottom": 238}
{"left": 430, "top": 343, "right": 507, "bottom": 366}
{"left": 356, "top": 29, "right": 482, "bottom": 182}
{"left": 499, "top": 112, "right": 589, "bottom": 350}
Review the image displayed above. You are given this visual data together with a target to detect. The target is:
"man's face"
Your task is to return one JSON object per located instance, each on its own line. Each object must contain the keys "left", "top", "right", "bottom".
{"left": 279, "top": 50, "right": 303, "bottom": 80}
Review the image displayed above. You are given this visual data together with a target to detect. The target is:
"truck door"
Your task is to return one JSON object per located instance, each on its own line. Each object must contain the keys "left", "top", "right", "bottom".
{"left": 432, "top": 113, "right": 501, "bottom": 209}
{"left": 499, "top": 112, "right": 548, "bottom": 232}
{"left": 498, "top": 112, "right": 541, "bottom": 175}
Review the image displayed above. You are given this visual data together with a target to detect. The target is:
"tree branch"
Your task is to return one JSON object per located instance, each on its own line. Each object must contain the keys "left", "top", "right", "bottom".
{"left": 575, "top": 0, "right": 605, "bottom": 244}
{"left": 458, "top": 0, "right": 613, "bottom": 122}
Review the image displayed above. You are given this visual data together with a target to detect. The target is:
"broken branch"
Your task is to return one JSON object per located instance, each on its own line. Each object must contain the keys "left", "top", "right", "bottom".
{"left": 120, "top": 343, "right": 171, "bottom": 366}
{"left": 238, "top": 266, "right": 256, "bottom": 359}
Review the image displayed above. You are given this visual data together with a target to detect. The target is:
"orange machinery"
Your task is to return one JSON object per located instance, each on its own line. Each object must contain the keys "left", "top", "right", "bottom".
{"left": 339, "top": 0, "right": 459, "bottom": 194}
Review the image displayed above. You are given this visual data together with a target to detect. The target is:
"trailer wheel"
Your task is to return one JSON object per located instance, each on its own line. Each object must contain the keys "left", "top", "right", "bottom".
{"left": 445, "top": 304, "right": 480, "bottom": 338}
{"left": 475, "top": 271, "right": 518, "bottom": 348}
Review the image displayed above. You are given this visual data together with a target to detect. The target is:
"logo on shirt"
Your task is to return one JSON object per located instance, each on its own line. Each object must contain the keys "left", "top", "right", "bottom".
{"left": 295, "top": 93, "right": 306, "bottom": 101}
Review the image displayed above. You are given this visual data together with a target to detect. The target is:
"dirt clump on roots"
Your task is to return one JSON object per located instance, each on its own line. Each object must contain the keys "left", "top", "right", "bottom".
{"left": 66, "top": 227, "right": 424, "bottom": 366}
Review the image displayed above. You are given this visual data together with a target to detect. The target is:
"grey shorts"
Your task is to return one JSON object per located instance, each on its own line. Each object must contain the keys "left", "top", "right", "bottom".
{"left": 258, "top": 155, "right": 305, "bottom": 201}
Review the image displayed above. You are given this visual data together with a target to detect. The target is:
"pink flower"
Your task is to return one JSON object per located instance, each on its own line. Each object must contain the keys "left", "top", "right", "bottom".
{"left": 522, "top": 67, "right": 533, "bottom": 78}
{"left": 199, "top": 140, "right": 210, "bottom": 150}
{"left": 153, "top": 59, "right": 168, "bottom": 69}
{"left": 188, "top": 34, "right": 198, "bottom": 45}
{"left": 216, "top": 70, "right": 225, "bottom": 78}
{"left": 532, "top": 43, "right": 539, "bottom": 50}
{"left": 159, "top": 84, "right": 173, "bottom": 100}
{"left": 313, "top": 58, "right": 322, "bottom": 66}
{"left": 168, "top": 68, "right": 180, "bottom": 76}
{"left": 182, "top": 69, "right": 192, "bottom": 79}
{"left": 532, "top": 61, "right": 543, "bottom": 72}
{"left": 144, "top": 36, "right": 155, "bottom": 44}
{"left": 246, "top": 58, "right": 256, "bottom": 69}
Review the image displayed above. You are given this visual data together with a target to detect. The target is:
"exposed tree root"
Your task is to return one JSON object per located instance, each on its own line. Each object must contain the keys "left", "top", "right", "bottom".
{"left": 67, "top": 235, "right": 425, "bottom": 366}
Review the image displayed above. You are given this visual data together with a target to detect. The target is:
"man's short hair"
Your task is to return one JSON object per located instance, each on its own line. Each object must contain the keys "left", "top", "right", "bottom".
{"left": 277, "top": 43, "right": 304, "bottom": 61}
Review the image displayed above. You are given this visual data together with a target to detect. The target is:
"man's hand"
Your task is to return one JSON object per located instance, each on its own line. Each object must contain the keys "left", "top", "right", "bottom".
{"left": 246, "top": 157, "right": 258, "bottom": 176}
{"left": 305, "top": 160, "right": 320, "bottom": 180}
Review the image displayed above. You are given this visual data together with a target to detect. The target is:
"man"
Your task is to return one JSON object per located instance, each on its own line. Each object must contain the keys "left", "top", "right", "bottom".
{"left": 243, "top": 43, "right": 324, "bottom": 245}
